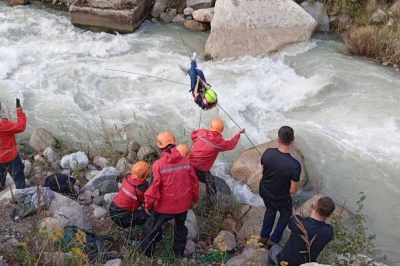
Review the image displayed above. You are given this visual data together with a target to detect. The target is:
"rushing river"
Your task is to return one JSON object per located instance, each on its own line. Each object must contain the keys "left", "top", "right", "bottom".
{"left": 1, "top": 2, "right": 400, "bottom": 262}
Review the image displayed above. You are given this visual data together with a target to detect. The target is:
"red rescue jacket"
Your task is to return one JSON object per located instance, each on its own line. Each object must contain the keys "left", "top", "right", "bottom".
{"left": 0, "top": 109, "right": 27, "bottom": 163}
{"left": 113, "top": 175, "right": 148, "bottom": 211}
{"left": 145, "top": 148, "right": 199, "bottom": 214}
{"left": 189, "top": 129, "right": 241, "bottom": 171}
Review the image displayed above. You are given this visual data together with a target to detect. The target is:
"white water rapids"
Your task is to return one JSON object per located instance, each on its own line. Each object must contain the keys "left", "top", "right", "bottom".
{"left": 1, "top": 3, "right": 400, "bottom": 262}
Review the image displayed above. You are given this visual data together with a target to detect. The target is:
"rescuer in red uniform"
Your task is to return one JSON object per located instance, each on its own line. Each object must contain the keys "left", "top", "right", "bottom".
{"left": 0, "top": 99, "right": 27, "bottom": 190}
{"left": 141, "top": 131, "right": 199, "bottom": 257}
{"left": 109, "top": 161, "right": 151, "bottom": 229}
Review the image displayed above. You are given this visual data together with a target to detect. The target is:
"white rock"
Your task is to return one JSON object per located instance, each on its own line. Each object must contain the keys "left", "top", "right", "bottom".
{"left": 172, "top": 14, "right": 185, "bottom": 23}
{"left": 387, "top": 17, "right": 395, "bottom": 26}
{"left": 43, "top": 147, "right": 62, "bottom": 163}
{"left": 205, "top": 0, "right": 317, "bottom": 60}
{"left": 184, "top": 240, "right": 196, "bottom": 254}
{"left": 151, "top": 0, "right": 167, "bottom": 18}
{"left": 192, "top": 8, "right": 214, "bottom": 23}
{"left": 184, "top": 7, "right": 194, "bottom": 16}
{"left": 81, "top": 167, "right": 119, "bottom": 192}
{"left": 93, "top": 156, "right": 109, "bottom": 169}
{"left": 226, "top": 247, "right": 268, "bottom": 266}
{"left": 92, "top": 189, "right": 100, "bottom": 197}
{"left": 23, "top": 160, "right": 32, "bottom": 178}
{"left": 301, "top": 1, "right": 329, "bottom": 32}
{"left": 372, "top": 9, "right": 386, "bottom": 22}
{"left": 84, "top": 190, "right": 92, "bottom": 200}
{"left": 115, "top": 158, "right": 131, "bottom": 176}
{"left": 60, "top": 151, "right": 89, "bottom": 171}
{"left": 104, "top": 192, "right": 118, "bottom": 204}
{"left": 103, "top": 259, "right": 122, "bottom": 266}
{"left": 85, "top": 170, "right": 100, "bottom": 181}
{"left": 185, "top": 210, "right": 198, "bottom": 240}
{"left": 93, "top": 206, "right": 108, "bottom": 218}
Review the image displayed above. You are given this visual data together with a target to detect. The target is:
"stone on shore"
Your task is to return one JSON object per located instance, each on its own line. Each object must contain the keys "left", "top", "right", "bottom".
{"left": 230, "top": 139, "right": 308, "bottom": 194}
{"left": 98, "top": 180, "right": 119, "bottom": 195}
{"left": 226, "top": 246, "right": 268, "bottom": 266}
{"left": 137, "top": 145, "right": 158, "bottom": 161}
{"left": 81, "top": 167, "right": 119, "bottom": 192}
{"left": 192, "top": 8, "right": 213, "bottom": 23}
{"left": 205, "top": 0, "right": 317, "bottom": 60}
{"left": 115, "top": 157, "right": 131, "bottom": 176}
{"left": 70, "top": 0, "right": 149, "bottom": 33}
{"left": 29, "top": 128, "right": 56, "bottom": 152}
{"left": 151, "top": 0, "right": 167, "bottom": 18}
{"left": 184, "top": 19, "right": 210, "bottom": 31}
{"left": 239, "top": 205, "right": 266, "bottom": 240}
{"left": 93, "top": 206, "right": 108, "bottom": 218}
{"left": 172, "top": 14, "right": 185, "bottom": 23}
{"left": 214, "top": 230, "right": 236, "bottom": 251}
{"left": 61, "top": 151, "right": 89, "bottom": 171}
{"left": 184, "top": 7, "right": 194, "bottom": 16}
{"left": 301, "top": 1, "right": 329, "bottom": 32}
{"left": 103, "top": 258, "right": 122, "bottom": 266}
{"left": 185, "top": 210, "right": 198, "bottom": 240}
{"left": 43, "top": 147, "right": 61, "bottom": 164}
{"left": 160, "top": 9, "right": 177, "bottom": 23}
{"left": 187, "top": 0, "right": 213, "bottom": 10}
{"left": 104, "top": 192, "right": 118, "bottom": 205}
{"left": 93, "top": 156, "right": 109, "bottom": 169}
{"left": 85, "top": 170, "right": 100, "bottom": 181}
{"left": 372, "top": 9, "right": 386, "bottom": 22}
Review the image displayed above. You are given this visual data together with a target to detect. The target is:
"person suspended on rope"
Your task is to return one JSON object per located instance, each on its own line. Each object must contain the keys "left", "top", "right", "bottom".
{"left": 189, "top": 118, "right": 245, "bottom": 206}
{"left": 109, "top": 161, "right": 151, "bottom": 230}
{"left": 141, "top": 132, "right": 199, "bottom": 258}
{"left": 180, "top": 52, "right": 218, "bottom": 111}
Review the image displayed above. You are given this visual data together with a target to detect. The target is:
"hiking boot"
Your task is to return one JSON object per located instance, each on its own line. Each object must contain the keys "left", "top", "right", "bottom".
{"left": 191, "top": 52, "right": 197, "bottom": 62}
{"left": 179, "top": 65, "right": 189, "bottom": 75}
{"left": 266, "top": 239, "right": 277, "bottom": 251}
{"left": 259, "top": 236, "right": 269, "bottom": 245}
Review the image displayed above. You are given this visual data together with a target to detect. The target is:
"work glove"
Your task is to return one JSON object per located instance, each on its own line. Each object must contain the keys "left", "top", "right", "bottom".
{"left": 16, "top": 98, "right": 21, "bottom": 108}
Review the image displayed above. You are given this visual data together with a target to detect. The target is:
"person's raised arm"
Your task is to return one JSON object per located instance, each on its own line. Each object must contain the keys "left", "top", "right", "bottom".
{"left": 194, "top": 76, "right": 201, "bottom": 98}
{"left": 200, "top": 78, "right": 211, "bottom": 90}
{"left": 221, "top": 128, "right": 245, "bottom": 151}
{"left": 0, "top": 99, "right": 27, "bottom": 134}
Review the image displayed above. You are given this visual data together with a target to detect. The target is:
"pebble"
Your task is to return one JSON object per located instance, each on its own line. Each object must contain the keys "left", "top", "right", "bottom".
{"left": 157, "top": 259, "right": 163, "bottom": 265}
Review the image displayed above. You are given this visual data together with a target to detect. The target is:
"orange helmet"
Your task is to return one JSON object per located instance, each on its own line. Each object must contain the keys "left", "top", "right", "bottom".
{"left": 176, "top": 144, "right": 190, "bottom": 157}
{"left": 156, "top": 131, "right": 176, "bottom": 149}
{"left": 131, "top": 161, "right": 150, "bottom": 180}
{"left": 210, "top": 118, "right": 224, "bottom": 133}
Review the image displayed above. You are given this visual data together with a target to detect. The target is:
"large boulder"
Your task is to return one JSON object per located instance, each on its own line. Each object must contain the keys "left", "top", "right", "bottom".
{"left": 70, "top": 0, "right": 150, "bottom": 33}
{"left": 61, "top": 151, "right": 89, "bottom": 171}
{"left": 81, "top": 167, "right": 119, "bottom": 192}
{"left": 187, "top": 0, "right": 213, "bottom": 10}
{"left": 184, "top": 7, "right": 194, "bottom": 16}
{"left": 172, "top": 14, "right": 185, "bottom": 23}
{"left": 2, "top": 191, "right": 91, "bottom": 230}
{"left": 151, "top": 0, "right": 167, "bottom": 18}
{"left": 226, "top": 246, "right": 268, "bottom": 266}
{"left": 98, "top": 180, "right": 119, "bottom": 195}
{"left": 192, "top": 8, "right": 214, "bottom": 23}
{"left": 230, "top": 139, "right": 307, "bottom": 194}
{"left": 239, "top": 205, "right": 266, "bottom": 240}
{"left": 297, "top": 195, "right": 354, "bottom": 224}
{"left": 205, "top": 0, "right": 317, "bottom": 60}
{"left": 184, "top": 19, "right": 211, "bottom": 31}
{"left": 29, "top": 128, "right": 56, "bottom": 152}
{"left": 185, "top": 209, "right": 198, "bottom": 240}
{"left": 301, "top": 1, "right": 329, "bottom": 32}
{"left": 43, "top": 147, "right": 61, "bottom": 164}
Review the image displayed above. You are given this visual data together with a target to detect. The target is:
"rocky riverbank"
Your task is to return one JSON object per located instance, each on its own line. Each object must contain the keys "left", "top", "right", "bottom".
{"left": 0, "top": 126, "right": 389, "bottom": 266}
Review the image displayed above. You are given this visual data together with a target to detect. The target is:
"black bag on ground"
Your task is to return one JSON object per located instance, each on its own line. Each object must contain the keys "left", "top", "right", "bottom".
{"left": 44, "top": 174, "right": 78, "bottom": 198}
{"left": 61, "top": 226, "right": 120, "bottom": 262}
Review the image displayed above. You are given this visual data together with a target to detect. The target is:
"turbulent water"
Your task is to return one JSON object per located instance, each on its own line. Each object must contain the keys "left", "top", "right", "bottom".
{"left": 2, "top": 3, "right": 400, "bottom": 262}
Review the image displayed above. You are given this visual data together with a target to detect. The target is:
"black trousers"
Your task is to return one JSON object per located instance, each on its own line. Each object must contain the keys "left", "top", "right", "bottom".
{"left": 109, "top": 202, "right": 150, "bottom": 228}
{"left": 0, "top": 154, "right": 26, "bottom": 189}
{"left": 261, "top": 197, "right": 293, "bottom": 243}
{"left": 194, "top": 168, "right": 216, "bottom": 198}
{"left": 141, "top": 211, "right": 188, "bottom": 257}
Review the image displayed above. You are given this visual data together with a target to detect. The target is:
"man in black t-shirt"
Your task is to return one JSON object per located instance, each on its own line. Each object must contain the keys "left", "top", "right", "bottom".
{"left": 259, "top": 126, "right": 301, "bottom": 249}
{"left": 268, "top": 197, "right": 335, "bottom": 266}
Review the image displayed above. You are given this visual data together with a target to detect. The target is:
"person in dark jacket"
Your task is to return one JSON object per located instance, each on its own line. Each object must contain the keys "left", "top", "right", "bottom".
{"left": 0, "top": 99, "right": 27, "bottom": 190}
{"left": 141, "top": 131, "right": 199, "bottom": 257}
{"left": 268, "top": 197, "right": 335, "bottom": 266}
{"left": 109, "top": 161, "right": 150, "bottom": 229}
{"left": 259, "top": 126, "right": 301, "bottom": 249}
{"left": 189, "top": 118, "right": 245, "bottom": 199}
